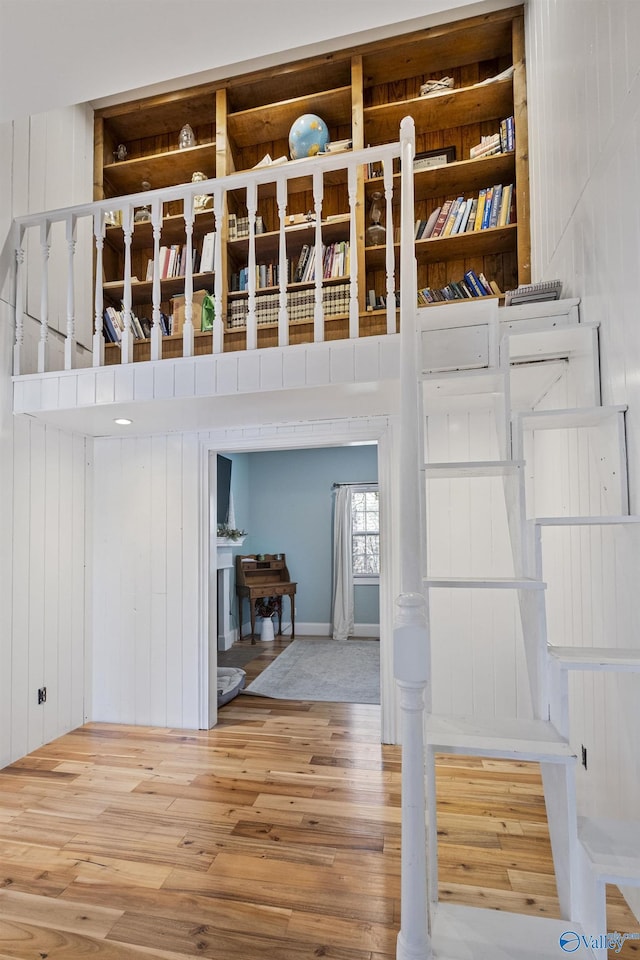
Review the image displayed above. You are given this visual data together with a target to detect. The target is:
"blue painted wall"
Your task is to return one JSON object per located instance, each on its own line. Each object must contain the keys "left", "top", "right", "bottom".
{"left": 220, "top": 445, "right": 379, "bottom": 631}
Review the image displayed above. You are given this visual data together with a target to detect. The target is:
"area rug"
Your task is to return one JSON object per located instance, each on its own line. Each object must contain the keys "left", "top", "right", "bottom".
{"left": 243, "top": 638, "right": 380, "bottom": 704}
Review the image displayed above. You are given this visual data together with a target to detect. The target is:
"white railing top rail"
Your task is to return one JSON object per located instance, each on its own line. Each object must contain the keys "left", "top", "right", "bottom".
{"left": 13, "top": 141, "right": 402, "bottom": 230}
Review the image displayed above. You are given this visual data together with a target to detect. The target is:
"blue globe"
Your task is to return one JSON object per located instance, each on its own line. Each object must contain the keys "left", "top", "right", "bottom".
{"left": 289, "top": 114, "right": 330, "bottom": 160}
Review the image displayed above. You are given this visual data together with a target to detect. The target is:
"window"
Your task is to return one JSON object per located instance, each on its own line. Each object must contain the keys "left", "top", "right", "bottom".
{"left": 351, "top": 485, "right": 379, "bottom": 582}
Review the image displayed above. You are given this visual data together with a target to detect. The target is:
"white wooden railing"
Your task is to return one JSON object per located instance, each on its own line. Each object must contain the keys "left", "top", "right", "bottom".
{"left": 12, "top": 135, "right": 410, "bottom": 377}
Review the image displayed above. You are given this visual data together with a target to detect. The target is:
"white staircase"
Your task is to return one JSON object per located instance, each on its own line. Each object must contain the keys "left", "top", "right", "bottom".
{"left": 395, "top": 294, "right": 640, "bottom": 959}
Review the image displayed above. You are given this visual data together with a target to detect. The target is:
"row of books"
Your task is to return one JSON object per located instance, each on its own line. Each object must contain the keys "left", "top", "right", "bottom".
{"left": 469, "top": 116, "right": 515, "bottom": 159}
{"left": 417, "top": 269, "right": 502, "bottom": 305}
{"left": 231, "top": 262, "right": 289, "bottom": 291}
{"left": 414, "top": 183, "right": 514, "bottom": 241}
{"left": 226, "top": 282, "right": 351, "bottom": 329}
{"left": 228, "top": 213, "right": 266, "bottom": 240}
{"left": 294, "top": 241, "right": 350, "bottom": 282}
{"left": 144, "top": 232, "right": 216, "bottom": 281}
{"left": 103, "top": 306, "right": 156, "bottom": 342}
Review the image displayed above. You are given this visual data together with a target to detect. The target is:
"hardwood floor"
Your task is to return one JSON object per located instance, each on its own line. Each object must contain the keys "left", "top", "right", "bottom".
{"left": 0, "top": 637, "right": 637, "bottom": 959}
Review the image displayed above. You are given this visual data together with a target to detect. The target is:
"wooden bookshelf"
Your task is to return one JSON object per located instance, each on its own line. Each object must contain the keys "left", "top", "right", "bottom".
{"left": 94, "top": 5, "right": 529, "bottom": 352}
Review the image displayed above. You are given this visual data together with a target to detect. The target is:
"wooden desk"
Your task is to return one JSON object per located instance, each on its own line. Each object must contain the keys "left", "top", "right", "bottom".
{"left": 235, "top": 554, "right": 297, "bottom": 643}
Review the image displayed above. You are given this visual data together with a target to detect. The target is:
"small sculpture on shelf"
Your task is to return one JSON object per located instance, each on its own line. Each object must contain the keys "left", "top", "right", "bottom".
{"left": 134, "top": 180, "right": 152, "bottom": 223}
{"left": 179, "top": 123, "right": 196, "bottom": 149}
{"left": 192, "top": 171, "right": 213, "bottom": 212}
{"left": 113, "top": 143, "right": 128, "bottom": 162}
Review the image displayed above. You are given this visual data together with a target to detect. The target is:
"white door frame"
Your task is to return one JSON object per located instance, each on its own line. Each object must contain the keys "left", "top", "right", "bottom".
{"left": 197, "top": 415, "right": 399, "bottom": 743}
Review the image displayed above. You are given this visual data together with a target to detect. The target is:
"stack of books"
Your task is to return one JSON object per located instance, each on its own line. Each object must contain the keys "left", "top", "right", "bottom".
{"left": 417, "top": 270, "right": 501, "bottom": 304}
{"left": 469, "top": 116, "right": 515, "bottom": 158}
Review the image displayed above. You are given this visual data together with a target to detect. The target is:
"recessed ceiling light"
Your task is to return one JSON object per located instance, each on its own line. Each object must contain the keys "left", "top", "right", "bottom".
{"left": 114, "top": 418, "right": 132, "bottom": 425}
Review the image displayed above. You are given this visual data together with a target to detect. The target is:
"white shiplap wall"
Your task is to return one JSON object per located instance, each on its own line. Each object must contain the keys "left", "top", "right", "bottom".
{"left": 527, "top": 0, "right": 640, "bottom": 836}
{"left": 0, "top": 106, "right": 93, "bottom": 767}
{"left": 91, "top": 433, "right": 202, "bottom": 729}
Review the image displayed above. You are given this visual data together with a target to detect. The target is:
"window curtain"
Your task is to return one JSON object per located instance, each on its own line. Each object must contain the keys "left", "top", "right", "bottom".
{"left": 331, "top": 485, "right": 354, "bottom": 641}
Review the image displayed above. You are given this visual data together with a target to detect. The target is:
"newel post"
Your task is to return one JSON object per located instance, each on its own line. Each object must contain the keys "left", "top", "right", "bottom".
{"left": 394, "top": 116, "right": 431, "bottom": 960}
{"left": 394, "top": 595, "right": 430, "bottom": 960}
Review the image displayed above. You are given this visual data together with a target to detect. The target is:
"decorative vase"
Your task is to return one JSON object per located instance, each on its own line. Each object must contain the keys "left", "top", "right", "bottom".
{"left": 260, "top": 616, "right": 275, "bottom": 642}
{"left": 366, "top": 191, "right": 386, "bottom": 246}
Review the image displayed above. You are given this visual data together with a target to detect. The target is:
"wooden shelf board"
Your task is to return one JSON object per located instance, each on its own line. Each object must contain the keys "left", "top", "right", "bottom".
{"left": 228, "top": 164, "right": 348, "bottom": 198}
{"left": 362, "top": 16, "right": 514, "bottom": 87}
{"left": 103, "top": 272, "right": 214, "bottom": 306}
{"left": 364, "top": 78, "right": 513, "bottom": 144}
{"left": 227, "top": 216, "right": 350, "bottom": 261}
{"left": 228, "top": 275, "right": 351, "bottom": 299}
{"left": 105, "top": 210, "right": 216, "bottom": 250}
{"left": 365, "top": 223, "right": 516, "bottom": 269}
{"left": 365, "top": 152, "right": 516, "bottom": 204}
{"left": 228, "top": 86, "right": 353, "bottom": 148}
{"left": 104, "top": 142, "right": 216, "bottom": 197}
{"left": 97, "top": 86, "right": 218, "bottom": 142}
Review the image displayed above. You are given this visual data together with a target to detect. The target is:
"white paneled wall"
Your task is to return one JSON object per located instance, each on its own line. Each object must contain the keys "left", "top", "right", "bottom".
{"left": 3, "top": 105, "right": 94, "bottom": 376}
{"left": 1, "top": 411, "right": 87, "bottom": 766}
{"left": 527, "top": 0, "right": 640, "bottom": 841}
{"left": 91, "top": 433, "right": 202, "bottom": 729}
{"left": 0, "top": 106, "right": 93, "bottom": 767}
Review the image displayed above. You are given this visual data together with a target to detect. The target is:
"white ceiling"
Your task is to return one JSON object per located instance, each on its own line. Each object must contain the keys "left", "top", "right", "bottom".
{"left": 0, "top": 0, "right": 511, "bottom": 123}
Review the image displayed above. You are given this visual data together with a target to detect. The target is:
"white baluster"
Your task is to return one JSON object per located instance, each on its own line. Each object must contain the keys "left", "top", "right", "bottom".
{"left": 276, "top": 176, "right": 289, "bottom": 347}
{"left": 312, "top": 170, "right": 324, "bottom": 342}
{"left": 13, "top": 223, "right": 25, "bottom": 375}
{"left": 212, "top": 187, "right": 224, "bottom": 354}
{"left": 182, "top": 192, "right": 195, "bottom": 357}
{"left": 348, "top": 164, "right": 359, "bottom": 339}
{"left": 246, "top": 181, "right": 258, "bottom": 350}
{"left": 38, "top": 219, "right": 51, "bottom": 373}
{"left": 383, "top": 162, "right": 397, "bottom": 335}
{"left": 64, "top": 214, "right": 77, "bottom": 370}
{"left": 394, "top": 117, "right": 431, "bottom": 960}
{"left": 121, "top": 204, "right": 134, "bottom": 364}
{"left": 93, "top": 210, "right": 105, "bottom": 367}
{"left": 150, "top": 196, "right": 163, "bottom": 361}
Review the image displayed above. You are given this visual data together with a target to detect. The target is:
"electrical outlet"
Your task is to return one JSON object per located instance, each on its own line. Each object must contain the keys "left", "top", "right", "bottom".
{"left": 37, "top": 686, "right": 46, "bottom": 705}
{"left": 581, "top": 745, "right": 587, "bottom": 770}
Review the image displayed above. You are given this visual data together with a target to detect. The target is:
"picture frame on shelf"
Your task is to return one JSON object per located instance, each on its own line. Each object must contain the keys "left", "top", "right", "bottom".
{"left": 413, "top": 146, "right": 456, "bottom": 172}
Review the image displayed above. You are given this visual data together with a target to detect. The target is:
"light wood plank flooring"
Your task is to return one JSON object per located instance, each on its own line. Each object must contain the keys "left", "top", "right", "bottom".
{"left": 0, "top": 636, "right": 637, "bottom": 959}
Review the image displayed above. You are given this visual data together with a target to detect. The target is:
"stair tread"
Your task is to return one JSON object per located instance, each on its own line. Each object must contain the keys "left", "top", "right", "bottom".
{"left": 578, "top": 816, "right": 640, "bottom": 884}
{"left": 424, "top": 459, "right": 524, "bottom": 477}
{"left": 548, "top": 645, "right": 640, "bottom": 670}
{"left": 427, "top": 714, "right": 573, "bottom": 761}
{"left": 424, "top": 576, "right": 545, "bottom": 590}
{"left": 515, "top": 405, "right": 627, "bottom": 429}
{"left": 536, "top": 515, "right": 640, "bottom": 526}
{"left": 432, "top": 902, "right": 595, "bottom": 959}
{"left": 505, "top": 320, "right": 599, "bottom": 363}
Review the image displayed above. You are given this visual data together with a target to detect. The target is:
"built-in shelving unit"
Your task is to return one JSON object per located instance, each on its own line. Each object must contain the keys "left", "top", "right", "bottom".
{"left": 94, "top": 4, "right": 529, "bottom": 357}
